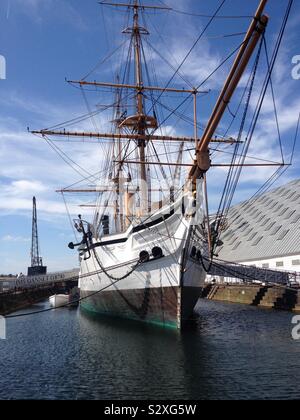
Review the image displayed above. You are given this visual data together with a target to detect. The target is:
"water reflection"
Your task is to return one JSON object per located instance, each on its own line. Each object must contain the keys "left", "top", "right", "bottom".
{"left": 0, "top": 299, "right": 300, "bottom": 399}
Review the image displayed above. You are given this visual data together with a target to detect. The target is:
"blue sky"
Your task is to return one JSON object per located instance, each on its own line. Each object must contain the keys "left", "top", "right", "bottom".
{"left": 0, "top": 0, "right": 299, "bottom": 274}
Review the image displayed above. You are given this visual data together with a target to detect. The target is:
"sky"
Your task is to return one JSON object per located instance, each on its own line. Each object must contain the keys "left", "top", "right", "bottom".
{"left": 0, "top": 0, "right": 300, "bottom": 274}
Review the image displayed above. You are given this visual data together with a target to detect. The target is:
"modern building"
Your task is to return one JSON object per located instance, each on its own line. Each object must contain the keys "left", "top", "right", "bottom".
{"left": 216, "top": 179, "right": 300, "bottom": 274}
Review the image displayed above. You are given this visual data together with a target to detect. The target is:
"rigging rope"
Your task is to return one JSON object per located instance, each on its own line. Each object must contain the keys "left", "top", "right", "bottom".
{"left": 44, "top": 137, "right": 98, "bottom": 181}
{"left": 263, "top": 36, "right": 284, "bottom": 164}
{"left": 62, "top": 193, "right": 79, "bottom": 241}
{"left": 147, "top": 0, "right": 227, "bottom": 115}
{"left": 214, "top": 0, "right": 294, "bottom": 247}
{"left": 171, "top": 9, "right": 253, "bottom": 20}
{"left": 214, "top": 36, "right": 264, "bottom": 243}
{"left": 81, "top": 40, "right": 128, "bottom": 81}
{"left": 148, "top": 35, "right": 256, "bottom": 140}
{"left": 291, "top": 113, "right": 300, "bottom": 164}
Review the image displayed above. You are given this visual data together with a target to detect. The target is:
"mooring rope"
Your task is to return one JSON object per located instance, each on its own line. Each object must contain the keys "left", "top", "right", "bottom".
{"left": 91, "top": 247, "right": 141, "bottom": 282}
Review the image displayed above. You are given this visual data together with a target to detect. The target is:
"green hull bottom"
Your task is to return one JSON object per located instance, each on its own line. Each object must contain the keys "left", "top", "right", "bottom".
{"left": 80, "top": 301, "right": 178, "bottom": 330}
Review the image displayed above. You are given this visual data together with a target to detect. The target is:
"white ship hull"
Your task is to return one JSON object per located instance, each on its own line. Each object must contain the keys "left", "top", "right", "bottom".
{"left": 79, "top": 194, "right": 207, "bottom": 329}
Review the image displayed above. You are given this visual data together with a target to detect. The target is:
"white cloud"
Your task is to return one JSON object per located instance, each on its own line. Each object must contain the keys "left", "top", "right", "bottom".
{"left": 0, "top": 133, "right": 101, "bottom": 223}
{"left": 2, "top": 235, "right": 30, "bottom": 242}
{"left": 10, "top": 180, "right": 47, "bottom": 194}
{"left": 10, "top": 0, "right": 88, "bottom": 30}
{"left": 144, "top": 7, "right": 224, "bottom": 90}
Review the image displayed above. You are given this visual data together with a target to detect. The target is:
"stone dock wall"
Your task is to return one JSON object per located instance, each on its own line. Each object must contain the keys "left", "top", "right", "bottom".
{"left": 0, "top": 281, "right": 78, "bottom": 316}
{"left": 203, "top": 284, "right": 300, "bottom": 312}
{"left": 0, "top": 289, "right": 54, "bottom": 316}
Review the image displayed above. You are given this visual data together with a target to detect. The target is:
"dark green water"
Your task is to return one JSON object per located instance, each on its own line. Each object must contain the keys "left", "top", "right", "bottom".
{"left": 0, "top": 299, "right": 300, "bottom": 400}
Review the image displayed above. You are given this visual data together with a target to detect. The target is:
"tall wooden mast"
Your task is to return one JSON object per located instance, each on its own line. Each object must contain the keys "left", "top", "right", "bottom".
{"left": 133, "top": 0, "right": 147, "bottom": 212}
{"left": 113, "top": 76, "right": 124, "bottom": 231}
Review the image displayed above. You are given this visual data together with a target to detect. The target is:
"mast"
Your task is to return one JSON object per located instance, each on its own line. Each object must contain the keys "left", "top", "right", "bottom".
{"left": 113, "top": 75, "right": 124, "bottom": 232}
{"left": 133, "top": 0, "right": 147, "bottom": 214}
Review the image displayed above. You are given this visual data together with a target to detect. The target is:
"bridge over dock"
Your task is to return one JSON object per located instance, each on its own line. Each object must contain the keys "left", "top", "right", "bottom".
{"left": 207, "top": 258, "right": 299, "bottom": 286}
{"left": 0, "top": 269, "right": 79, "bottom": 315}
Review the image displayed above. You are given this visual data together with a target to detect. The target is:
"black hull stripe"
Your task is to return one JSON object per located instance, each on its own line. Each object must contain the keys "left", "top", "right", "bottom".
{"left": 92, "top": 209, "right": 175, "bottom": 248}
{"left": 132, "top": 209, "right": 175, "bottom": 233}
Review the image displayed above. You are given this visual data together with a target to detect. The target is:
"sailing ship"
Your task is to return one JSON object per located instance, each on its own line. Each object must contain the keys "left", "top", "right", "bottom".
{"left": 31, "top": 0, "right": 286, "bottom": 329}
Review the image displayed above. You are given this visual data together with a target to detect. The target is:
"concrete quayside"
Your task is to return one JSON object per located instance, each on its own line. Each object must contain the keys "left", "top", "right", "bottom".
{"left": 202, "top": 283, "right": 300, "bottom": 313}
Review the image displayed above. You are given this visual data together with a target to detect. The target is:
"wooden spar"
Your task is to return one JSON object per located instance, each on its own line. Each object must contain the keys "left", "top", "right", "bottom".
{"left": 58, "top": 189, "right": 112, "bottom": 193}
{"left": 31, "top": 130, "right": 241, "bottom": 144}
{"left": 211, "top": 163, "right": 289, "bottom": 168}
{"left": 57, "top": 188, "right": 167, "bottom": 193}
{"left": 190, "top": 0, "right": 269, "bottom": 179}
{"left": 79, "top": 204, "right": 115, "bottom": 208}
{"left": 99, "top": 2, "right": 172, "bottom": 11}
{"left": 203, "top": 174, "right": 212, "bottom": 256}
{"left": 116, "top": 160, "right": 289, "bottom": 168}
{"left": 67, "top": 80, "right": 205, "bottom": 95}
